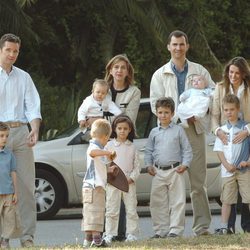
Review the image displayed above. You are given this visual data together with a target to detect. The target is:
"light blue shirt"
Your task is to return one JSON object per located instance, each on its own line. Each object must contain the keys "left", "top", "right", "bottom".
{"left": 171, "top": 61, "right": 188, "bottom": 97}
{"left": 0, "top": 147, "right": 16, "bottom": 194}
{"left": 0, "top": 66, "right": 41, "bottom": 123}
{"left": 144, "top": 122, "right": 193, "bottom": 167}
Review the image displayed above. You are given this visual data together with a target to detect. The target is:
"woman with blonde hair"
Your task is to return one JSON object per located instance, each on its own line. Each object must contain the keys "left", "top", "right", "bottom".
{"left": 212, "top": 56, "right": 250, "bottom": 234}
{"left": 105, "top": 54, "right": 141, "bottom": 125}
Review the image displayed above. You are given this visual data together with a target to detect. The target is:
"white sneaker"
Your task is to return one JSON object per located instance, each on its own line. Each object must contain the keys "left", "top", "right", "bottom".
{"left": 103, "top": 234, "right": 113, "bottom": 245}
{"left": 125, "top": 234, "right": 137, "bottom": 242}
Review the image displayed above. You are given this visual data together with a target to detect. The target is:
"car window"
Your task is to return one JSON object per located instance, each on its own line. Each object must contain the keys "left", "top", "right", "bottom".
{"left": 136, "top": 102, "right": 157, "bottom": 138}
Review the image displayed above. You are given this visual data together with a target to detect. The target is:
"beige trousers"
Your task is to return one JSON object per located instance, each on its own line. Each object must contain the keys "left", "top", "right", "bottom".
{"left": 185, "top": 123, "right": 211, "bottom": 234}
{"left": 105, "top": 183, "right": 139, "bottom": 236}
{"left": 0, "top": 194, "right": 21, "bottom": 239}
{"left": 4, "top": 126, "right": 36, "bottom": 242}
{"left": 150, "top": 168, "right": 186, "bottom": 236}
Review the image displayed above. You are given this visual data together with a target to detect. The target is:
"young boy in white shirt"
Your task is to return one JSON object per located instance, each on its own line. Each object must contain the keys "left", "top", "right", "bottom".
{"left": 213, "top": 94, "right": 250, "bottom": 234}
{"left": 81, "top": 119, "right": 116, "bottom": 247}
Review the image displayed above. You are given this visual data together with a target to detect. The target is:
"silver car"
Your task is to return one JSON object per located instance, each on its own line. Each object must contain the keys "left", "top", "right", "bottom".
{"left": 34, "top": 98, "right": 221, "bottom": 219}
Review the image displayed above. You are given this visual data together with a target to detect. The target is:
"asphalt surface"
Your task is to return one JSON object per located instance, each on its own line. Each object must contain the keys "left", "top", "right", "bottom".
{"left": 9, "top": 202, "right": 243, "bottom": 248}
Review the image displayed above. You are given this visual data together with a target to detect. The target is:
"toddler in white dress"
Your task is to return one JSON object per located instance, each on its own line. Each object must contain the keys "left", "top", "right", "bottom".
{"left": 177, "top": 75, "right": 213, "bottom": 128}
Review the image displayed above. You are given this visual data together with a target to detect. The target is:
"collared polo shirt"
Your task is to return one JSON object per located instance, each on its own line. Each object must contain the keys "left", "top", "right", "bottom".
{"left": 144, "top": 122, "right": 193, "bottom": 167}
{"left": 0, "top": 147, "right": 16, "bottom": 194}
{"left": 214, "top": 120, "right": 250, "bottom": 177}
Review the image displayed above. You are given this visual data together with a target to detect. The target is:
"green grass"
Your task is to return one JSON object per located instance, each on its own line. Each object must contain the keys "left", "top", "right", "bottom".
{"left": 36, "top": 233, "right": 250, "bottom": 250}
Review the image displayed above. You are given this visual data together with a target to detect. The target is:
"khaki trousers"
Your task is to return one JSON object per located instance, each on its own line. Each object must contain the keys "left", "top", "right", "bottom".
{"left": 0, "top": 194, "right": 21, "bottom": 239}
{"left": 3, "top": 126, "right": 36, "bottom": 242}
{"left": 150, "top": 168, "right": 186, "bottom": 236}
{"left": 105, "top": 183, "right": 139, "bottom": 236}
{"left": 185, "top": 123, "right": 211, "bottom": 234}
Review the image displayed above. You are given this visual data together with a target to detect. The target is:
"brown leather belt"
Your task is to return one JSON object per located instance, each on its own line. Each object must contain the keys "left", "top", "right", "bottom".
{"left": 155, "top": 162, "right": 180, "bottom": 170}
{"left": 4, "top": 122, "right": 27, "bottom": 128}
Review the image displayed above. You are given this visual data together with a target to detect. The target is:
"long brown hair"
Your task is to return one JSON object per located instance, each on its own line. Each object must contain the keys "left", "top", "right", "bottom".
{"left": 222, "top": 57, "right": 250, "bottom": 98}
{"left": 104, "top": 54, "right": 134, "bottom": 88}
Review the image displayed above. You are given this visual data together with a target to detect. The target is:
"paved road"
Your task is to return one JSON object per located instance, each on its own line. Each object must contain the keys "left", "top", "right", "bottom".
{"left": 10, "top": 204, "right": 242, "bottom": 248}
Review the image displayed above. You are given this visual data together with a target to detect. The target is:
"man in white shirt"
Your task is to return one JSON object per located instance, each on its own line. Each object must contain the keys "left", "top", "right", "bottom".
{"left": 0, "top": 33, "right": 41, "bottom": 247}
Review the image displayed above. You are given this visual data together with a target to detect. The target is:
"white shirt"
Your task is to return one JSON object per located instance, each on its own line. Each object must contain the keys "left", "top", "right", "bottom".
{"left": 78, "top": 94, "right": 121, "bottom": 122}
{"left": 213, "top": 120, "right": 249, "bottom": 177}
{"left": 105, "top": 139, "right": 140, "bottom": 182}
{"left": 83, "top": 139, "right": 108, "bottom": 188}
{"left": 0, "top": 66, "right": 41, "bottom": 123}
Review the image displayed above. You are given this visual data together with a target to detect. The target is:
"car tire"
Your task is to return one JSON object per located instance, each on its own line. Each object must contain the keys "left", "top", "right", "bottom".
{"left": 35, "top": 169, "right": 63, "bottom": 220}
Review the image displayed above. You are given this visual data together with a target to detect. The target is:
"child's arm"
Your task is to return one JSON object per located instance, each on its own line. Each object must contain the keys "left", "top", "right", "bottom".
{"left": 11, "top": 171, "right": 18, "bottom": 204}
{"left": 179, "top": 128, "right": 193, "bottom": 173}
{"left": 128, "top": 150, "right": 141, "bottom": 184}
{"left": 78, "top": 98, "right": 89, "bottom": 128}
{"left": 216, "top": 151, "right": 236, "bottom": 173}
{"left": 90, "top": 149, "right": 116, "bottom": 161}
{"left": 179, "top": 90, "right": 190, "bottom": 102}
{"left": 144, "top": 131, "right": 156, "bottom": 176}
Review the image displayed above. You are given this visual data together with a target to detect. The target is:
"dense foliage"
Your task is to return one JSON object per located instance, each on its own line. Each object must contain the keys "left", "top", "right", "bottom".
{"left": 1, "top": 0, "right": 250, "bottom": 135}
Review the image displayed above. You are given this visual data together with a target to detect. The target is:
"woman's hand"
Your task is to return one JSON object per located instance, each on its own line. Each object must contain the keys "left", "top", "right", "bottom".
{"left": 233, "top": 130, "right": 249, "bottom": 144}
{"left": 239, "top": 161, "right": 250, "bottom": 168}
{"left": 217, "top": 129, "right": 228, "bottom": 145}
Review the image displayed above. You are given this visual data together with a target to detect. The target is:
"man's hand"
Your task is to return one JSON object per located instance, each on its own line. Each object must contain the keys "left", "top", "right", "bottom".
{"left": 233, "top": 130, "right": 248, "bottom": 144}
{"left": 27, "top": 129, "right": 39, "bottom": 147}
{"left": 147, "top": 166, "right": 156, "bottom": 176}
{"left": 27, "top": 118, "right": 40, "bottom": 147}
{"left": 175, "top": 165, "right": 187, "bottom": 173}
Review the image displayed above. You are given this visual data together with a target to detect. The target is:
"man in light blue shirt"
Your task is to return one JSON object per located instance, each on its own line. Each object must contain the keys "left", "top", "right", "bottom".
{"left": 0, "top": 33, "right": 41, "bottom": 248}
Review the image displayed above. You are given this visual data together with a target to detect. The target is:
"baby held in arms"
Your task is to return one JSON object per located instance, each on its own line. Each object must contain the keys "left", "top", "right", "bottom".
{"left": 177, "top": 75, "right": 213, "bottom": 128}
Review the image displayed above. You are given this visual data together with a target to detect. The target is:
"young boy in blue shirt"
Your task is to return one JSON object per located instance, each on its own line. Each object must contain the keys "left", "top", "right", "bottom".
{"left": 145, "top": 97, "right": 193, "bottom": 238}
{"left": 0, "top": 122, "right": 20, "bottom": 248}
{"left": 214, "top": 94, "right": 250, "bottom": 234}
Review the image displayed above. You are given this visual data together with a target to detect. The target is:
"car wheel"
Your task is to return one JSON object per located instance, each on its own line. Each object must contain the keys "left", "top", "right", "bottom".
{"left": 35, "top": 169, "right": 63, "bottom": 220}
